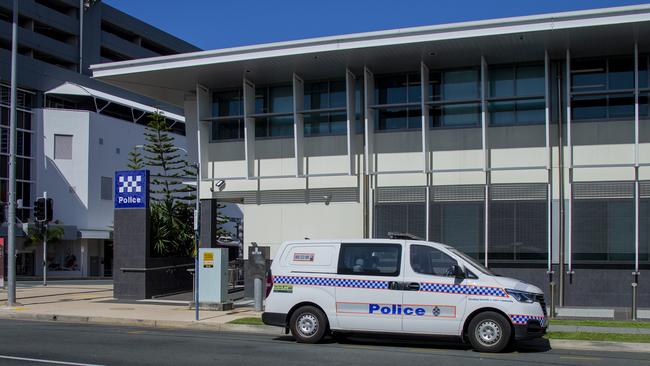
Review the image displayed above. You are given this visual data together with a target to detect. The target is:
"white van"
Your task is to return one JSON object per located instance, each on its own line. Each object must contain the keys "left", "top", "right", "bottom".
{"left": 262, "top": 239, "right": 547, "bottom": 353}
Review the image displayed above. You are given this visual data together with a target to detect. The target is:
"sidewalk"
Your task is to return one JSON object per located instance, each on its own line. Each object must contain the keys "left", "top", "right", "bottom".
{"left": 0, "top": 282, "right": 280, "bottom": 335}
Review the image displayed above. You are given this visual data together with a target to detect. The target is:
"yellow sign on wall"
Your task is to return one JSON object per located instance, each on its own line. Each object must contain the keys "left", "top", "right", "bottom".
{"left": 203, "top": 252, "right": 214, "bottom": 268}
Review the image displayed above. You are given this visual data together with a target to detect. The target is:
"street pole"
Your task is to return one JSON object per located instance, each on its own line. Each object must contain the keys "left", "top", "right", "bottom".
{"left": 42, "top": 192, "right": 48, "bottom": 287}
{"left": 194, "top": 130, "right": 201, "bottom": 321}
{"left": 6, "top": 0, "right": 19, "bottom": 307}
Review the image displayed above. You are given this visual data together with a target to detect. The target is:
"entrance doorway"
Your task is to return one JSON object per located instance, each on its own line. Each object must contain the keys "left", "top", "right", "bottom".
{"left": 103, "top": 240, "right": 113, "bottom": 277}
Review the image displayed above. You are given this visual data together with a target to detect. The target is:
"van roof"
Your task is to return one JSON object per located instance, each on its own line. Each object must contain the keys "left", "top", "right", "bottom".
{"left": 281, "top": 238, "right": 450, "bottom": 248}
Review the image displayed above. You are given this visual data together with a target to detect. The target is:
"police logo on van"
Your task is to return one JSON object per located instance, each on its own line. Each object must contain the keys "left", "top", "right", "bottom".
{"left": 336, "top": 302, "right": 456, "bottom": 318}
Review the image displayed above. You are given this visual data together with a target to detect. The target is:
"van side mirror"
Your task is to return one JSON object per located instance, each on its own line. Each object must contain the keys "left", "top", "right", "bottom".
{"left": 451, "top": 264, "right": 465, "bottom": 279}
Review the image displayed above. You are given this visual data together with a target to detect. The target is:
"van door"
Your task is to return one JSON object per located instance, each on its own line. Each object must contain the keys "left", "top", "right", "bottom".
{"left": 401, "top": 243, "right": 468, "bottom": 335}
{"left": 335, "top": 242, "right": 404, "bottom": 332}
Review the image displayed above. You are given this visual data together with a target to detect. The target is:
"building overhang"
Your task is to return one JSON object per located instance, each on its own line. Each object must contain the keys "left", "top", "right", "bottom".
{"left": 45, "top": 82, "right": 185, "bottom": 122}
{"left": 91, "top": 5, "right": 650, "bottom": 107}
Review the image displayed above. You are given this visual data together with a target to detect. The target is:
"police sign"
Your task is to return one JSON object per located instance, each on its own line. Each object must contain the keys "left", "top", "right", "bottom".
{"left": 114, "top": 170, "right": 149, "bottom": 209}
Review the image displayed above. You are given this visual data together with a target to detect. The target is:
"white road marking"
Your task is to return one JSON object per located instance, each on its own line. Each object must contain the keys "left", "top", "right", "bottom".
{"left": 0, "top": 354, "right": 104, "bottom": 366}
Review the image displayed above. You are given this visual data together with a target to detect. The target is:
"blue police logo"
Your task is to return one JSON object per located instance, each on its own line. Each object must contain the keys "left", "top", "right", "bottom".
{"left": 432, "top": 306, "right": 441, "bottom": 316}
{"left": 115, "top": 170, "right": 149, "bottom": 209}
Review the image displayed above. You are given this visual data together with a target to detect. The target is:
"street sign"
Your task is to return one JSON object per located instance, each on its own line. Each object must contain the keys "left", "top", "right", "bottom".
{"left": 203, "top": 251, "right": 214, "bottom": 268}
{"left": 114, "top": 170, "right": 149, "bottom": 209}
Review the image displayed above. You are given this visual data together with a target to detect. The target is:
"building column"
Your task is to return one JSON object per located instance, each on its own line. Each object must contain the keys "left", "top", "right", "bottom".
{"left": 480, "top": 56, "right": 490, "bottom": 267}
{"left": 364, "top": 67, "right": 375, "bottom": 175}
{"left": 293, "top": 73, "right": 305, "bottom": 177}
{"left": 346, "top": 69, "right": 357, "bottom": 175}
{"left": 243, "top": 78, "right": 256, "bottom": 179}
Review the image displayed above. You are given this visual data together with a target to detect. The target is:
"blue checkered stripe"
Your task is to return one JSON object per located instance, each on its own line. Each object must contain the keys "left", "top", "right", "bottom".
{"left": 419, "top": 283, "right": 507, "bottom": 297}
{"left": 273, "top": 276, "right": 388, "bottom": 290}
{"left": 510, "top": 314, "right": 546, "bottom": 327}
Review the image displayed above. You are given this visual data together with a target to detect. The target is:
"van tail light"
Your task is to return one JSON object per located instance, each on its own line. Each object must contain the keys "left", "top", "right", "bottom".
{"left": 265, "top": 270, "right": 273, "bottom": 298}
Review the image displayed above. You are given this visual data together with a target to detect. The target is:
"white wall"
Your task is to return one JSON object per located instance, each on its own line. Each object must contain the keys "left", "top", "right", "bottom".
{"left": 36, "top": 108, "right": 187, "bottom": 232}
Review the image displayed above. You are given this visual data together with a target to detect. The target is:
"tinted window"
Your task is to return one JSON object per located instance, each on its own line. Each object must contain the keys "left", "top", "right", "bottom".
{"left": 338, "top": 243, "right": 401, "bottom": 277}
{"left": 410, "top": 245, "right": 458, "bottom": 277}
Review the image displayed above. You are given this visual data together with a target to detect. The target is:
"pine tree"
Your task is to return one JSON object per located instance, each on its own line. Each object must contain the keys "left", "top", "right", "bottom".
{"left": 139, "top": 111, "right": 196, "bottom": 256}
{"left": 126, "top": 148, "right": 144, "bottom": 170}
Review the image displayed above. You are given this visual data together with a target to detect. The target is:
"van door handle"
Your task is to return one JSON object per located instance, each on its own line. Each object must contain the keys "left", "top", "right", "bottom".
{"left": 406, "top": 282, "right": 420, "bottom": 291}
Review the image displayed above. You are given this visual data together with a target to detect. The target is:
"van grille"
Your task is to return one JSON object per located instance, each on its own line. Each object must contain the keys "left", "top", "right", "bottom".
{"left": 535, "top": 294, "right": 547, "bottom": 316}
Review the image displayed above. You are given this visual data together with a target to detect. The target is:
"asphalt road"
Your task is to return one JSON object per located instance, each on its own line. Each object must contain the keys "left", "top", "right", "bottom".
{"left": 0, "top": 319, "right": 648, "bottom": 366}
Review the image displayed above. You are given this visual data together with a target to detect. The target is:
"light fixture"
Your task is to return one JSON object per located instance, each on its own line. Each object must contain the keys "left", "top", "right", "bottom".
{"left": 323, "top": 194, "right": 332, "bottom": 205}
{"left": 215, "top": 180, "right": 226, "bottom": 192}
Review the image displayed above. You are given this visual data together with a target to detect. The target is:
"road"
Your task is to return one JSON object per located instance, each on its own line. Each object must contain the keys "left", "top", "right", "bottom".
{"left": 0, "top": 319, "right": 647, "bottom": 366}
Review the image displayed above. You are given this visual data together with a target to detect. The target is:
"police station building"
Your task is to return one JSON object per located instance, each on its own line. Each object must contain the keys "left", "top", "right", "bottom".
{"left": 92, "top": 5, "right": 650, "bottom": 309}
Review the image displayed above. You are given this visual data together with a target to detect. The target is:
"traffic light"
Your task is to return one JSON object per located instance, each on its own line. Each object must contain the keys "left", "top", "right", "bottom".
{"left": 34, "top": 198, "right": 53, "bottom": 222}
{"left": 34, "top": 198, "right": 45, "bottom": 222}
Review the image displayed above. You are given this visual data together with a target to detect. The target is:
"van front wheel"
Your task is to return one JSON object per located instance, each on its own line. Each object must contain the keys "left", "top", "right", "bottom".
{"left": 467, "top": 311, "right": 512, "bottom": 353}
{"left": 289, "top": 306, "right": 328, "bottom": 343}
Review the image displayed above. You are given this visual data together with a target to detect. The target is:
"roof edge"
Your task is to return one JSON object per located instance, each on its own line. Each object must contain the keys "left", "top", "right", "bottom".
{"left": 91, "top": 4, "right": 650, "bottom": 77}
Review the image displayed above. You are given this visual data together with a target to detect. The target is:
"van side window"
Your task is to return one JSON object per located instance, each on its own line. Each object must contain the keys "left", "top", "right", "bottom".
{"left": 338, "top": 243, "right": 401, "bottom": 277}
{"left": 410, "top": 245, "right": 458, "bottom": 277}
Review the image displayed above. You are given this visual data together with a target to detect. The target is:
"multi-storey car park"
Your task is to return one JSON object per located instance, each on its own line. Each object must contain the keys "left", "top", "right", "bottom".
{"left": 1, "top": 0, "right": 199, "bottom": 279}
{"left": 91, "top": 5, "right": 650, "bottom": 309}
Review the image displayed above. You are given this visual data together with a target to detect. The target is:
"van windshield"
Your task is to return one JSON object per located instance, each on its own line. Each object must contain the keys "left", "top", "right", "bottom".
{"left": 448, "top": 248, "right": 495, "bottom": 277}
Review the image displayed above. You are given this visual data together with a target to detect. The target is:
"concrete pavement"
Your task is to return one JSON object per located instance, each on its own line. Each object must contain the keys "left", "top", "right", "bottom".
{"left": 0, "top": 281, "right": 277, "bottom": 334}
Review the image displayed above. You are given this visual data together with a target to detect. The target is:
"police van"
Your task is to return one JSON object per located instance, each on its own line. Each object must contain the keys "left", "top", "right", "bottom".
{"left": 262, "top": 239, "right": 547, "bottom": 352}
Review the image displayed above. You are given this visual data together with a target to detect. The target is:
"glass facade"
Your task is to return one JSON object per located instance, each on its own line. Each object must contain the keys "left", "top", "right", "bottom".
{"left": 571, "top": 57, "right": 636, "bottom": 121}
{"left": 0, "top": 85, "right": 33, "bottom": 221}
{"left": 211, "top": 90, "right": 244, "bottom": 140}
{"left": 373, "top": 74, "right": 421, "bottom": 131}
{"left": 303, "top": 80, "right": 347, "bottom": 136}
{"left": 430, "top": 68, "right": 481, "bottom": 127}
{"left": 488, "top": 64, "right": 545, "bottom": 125}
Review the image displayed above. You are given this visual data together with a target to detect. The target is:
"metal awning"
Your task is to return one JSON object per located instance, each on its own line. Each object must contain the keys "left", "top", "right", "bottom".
{"left": 45, "top": 82, "right": 185, "bottom": 122}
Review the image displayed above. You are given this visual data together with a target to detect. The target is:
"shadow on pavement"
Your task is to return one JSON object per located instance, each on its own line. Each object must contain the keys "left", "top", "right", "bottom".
{"left": 273, "top": 333, "right": 553, "bottom": 354}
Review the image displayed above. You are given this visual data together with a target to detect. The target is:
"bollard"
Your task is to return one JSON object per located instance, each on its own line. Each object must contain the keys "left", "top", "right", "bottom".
{"left": 254, "top": 277, "right": 264, "bottom": 312}
{"left": 631, "top": 272, "right": 639, "bottom": 321}
{"left": 549, "top": 281, "right": 556, "bottom": 319}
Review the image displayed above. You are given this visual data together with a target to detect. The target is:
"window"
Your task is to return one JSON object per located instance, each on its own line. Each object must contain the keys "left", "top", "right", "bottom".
{"left": 488, "top": 64, "right": 545, "bottom": 125}
{"left": 430, "top": 68, "right": 481, "bottom": 127}
{"left": 254, "top": 85, "right": 294, "bottom": 138}
{"left": 54, "top": 134, "right": 73, "bottom": 160}
{"left": 100, "top": 177, "right": 113, "bottom": 201}
{"left": 571, "top": 57, "right": 635, "bottom": 121}
{"left": 338, "top": 243, "right": 401, "bottom": 276}
{"left": 211, "top": 90, "right": 245, "bottom": 140}
{"left": 303, "top": 80, "right": 347, "bottom": 136}
{"left": 374, "top": 73, "right": 421, "bottom": 131}
{"left": 410, "top": 245, "right": 458, "bottom": 277}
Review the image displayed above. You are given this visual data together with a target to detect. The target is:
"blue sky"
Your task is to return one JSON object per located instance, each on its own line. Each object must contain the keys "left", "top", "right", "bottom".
{"left": 104, "top": 0, "right": 648, "bottom": 50}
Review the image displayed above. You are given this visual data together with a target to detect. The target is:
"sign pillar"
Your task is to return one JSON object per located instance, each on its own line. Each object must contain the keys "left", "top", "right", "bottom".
{"left": 113, "top": 169, "right": 150, "bottom": 299}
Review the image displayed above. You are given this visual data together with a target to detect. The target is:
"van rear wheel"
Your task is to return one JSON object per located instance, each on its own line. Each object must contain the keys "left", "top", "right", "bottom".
{"left": 467, "top": 311, "right": 512, "bottom": 353}
{"left": 289, "top": 306, "right": 328, "bottom": 343}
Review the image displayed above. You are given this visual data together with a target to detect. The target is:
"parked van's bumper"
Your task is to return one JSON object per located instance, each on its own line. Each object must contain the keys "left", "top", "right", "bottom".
{"left": 513, "top": 321, "right": 547, "bottom": 341}
{"left": 262, "top": 312, "right": 287, "bottom": 327}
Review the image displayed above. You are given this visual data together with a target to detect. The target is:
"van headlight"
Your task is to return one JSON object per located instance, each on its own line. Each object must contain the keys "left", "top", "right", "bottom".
{"left": 506, "top": 289, "right": 535, "bottom": 303}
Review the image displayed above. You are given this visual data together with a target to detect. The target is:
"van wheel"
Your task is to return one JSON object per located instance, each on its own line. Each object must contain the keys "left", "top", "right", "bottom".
{"left": 467, "top": 311, "right": 512, "bottom": 353}
{"left": 289, "top": 306, "right": 328, "bottom": 343}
